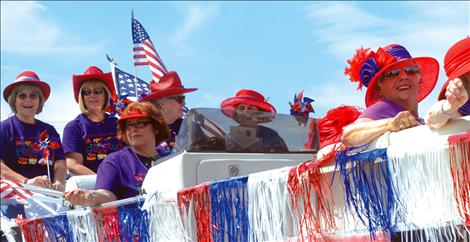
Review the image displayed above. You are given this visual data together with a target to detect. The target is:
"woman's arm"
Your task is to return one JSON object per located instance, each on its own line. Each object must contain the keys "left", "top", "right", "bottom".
{"left": 341, "top": 111, "right": 418, "bottom": 147}
{"left": 66, "top": 152, "right": 96, "bottom": 175}
{"left": 64, "top": 188, "right": 117, "bottom": 207}
{"left": 1, "top": 160, "right": 52, "bottom": 188}
{"left": 424, "top": 100, "right": 462, "bottom": 129}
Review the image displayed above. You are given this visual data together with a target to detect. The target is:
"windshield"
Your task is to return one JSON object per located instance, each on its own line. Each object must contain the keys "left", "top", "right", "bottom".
{"left": 175, "top": 108, "right": 319, "bottom": 153}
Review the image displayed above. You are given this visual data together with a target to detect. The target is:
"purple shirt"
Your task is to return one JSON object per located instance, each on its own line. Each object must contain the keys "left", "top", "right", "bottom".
{"left": 94, "top": 147, "right": 149, "bottom": 200}
{"left": 359, "top": 99, "right": 424, "bottom": 124}
{"left": 458, "top": 99, "right": 470, "bottom": 116}
{"left": 0, "top": 116, "right": 65, "bottom": 179}
{"left": 62, "top": 114, "right": 123, "bottom": 172}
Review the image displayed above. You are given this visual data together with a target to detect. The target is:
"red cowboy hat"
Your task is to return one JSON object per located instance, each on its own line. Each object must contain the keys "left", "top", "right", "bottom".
{"left": 72, "top": 66, "right": 115, "bottom": 102}
{"left": 345, "top": 44, "right": 439, "bottom": 107}
{"left": 438, "top": 36, "right": 470, "bottom": 100}
{"left": 3, "top": 71, "right": 51, "bottom": 102}
{"left": 139, "top": 71, "right": 197, "bottom": 102}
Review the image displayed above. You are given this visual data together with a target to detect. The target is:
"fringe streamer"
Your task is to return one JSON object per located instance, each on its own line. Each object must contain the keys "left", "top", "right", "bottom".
{"left": 67, "top": 209, "right": 99, "bottom": 242}
{"left": 247, "top": 167, "right": 291, "bottom": 242}
{"left": 178, "top": 183, "right": 212, "bottom": 242}
{"left": 210, "top": 176, "right": 248, "bottom": 242}
{"left": 448, "top": 132, "right": 470, "bottom": 227}
{"left": 337, "top": 148, "right": 400, "bottom": 239}
{"left": 118, "top": 200, "right": 150, "bottom": 242}
{"left": 143, "top": 193, "right": 186, "bottom": 241}
{"left": 389, "top": 141, "right": 464, "bottom": 241}
{"left": 42, "top": 214, "right": 73, "bottom": 242}
{"left": 15, "top": 217, "right": 46, "bottom": 242}
{"left": 93, "top": 206, "right": 121, "bottom": 242}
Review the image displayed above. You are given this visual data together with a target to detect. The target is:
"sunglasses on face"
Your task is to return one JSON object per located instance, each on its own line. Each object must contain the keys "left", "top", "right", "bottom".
{"left": 168, "top": 95, "right": 185, "bottom": 104}
{"left": 236, "top": 104, "right": 260, "bottom": 111}
{"left": 81, "top": 88, "right": 105, "bottom": 96}
{"left": 17, "top": 92, "right": 39, "bottom": 100}
{"left": 381, "top": 66, "right": 420, "bottom": 79}
{"left": 125, "top": 120, "right": 152, "bottom": 130}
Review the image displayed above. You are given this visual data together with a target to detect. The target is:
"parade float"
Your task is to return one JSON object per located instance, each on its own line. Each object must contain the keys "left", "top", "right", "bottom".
{"left": 1, "top": 107, "right": 469, "bottom": 242}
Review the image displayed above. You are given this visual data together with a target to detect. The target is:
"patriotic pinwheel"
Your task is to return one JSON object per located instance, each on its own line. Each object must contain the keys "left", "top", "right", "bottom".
{"left": 32, "top": 130, "right": 61, "bottom": 181}
{"left": 289, "top": 90, "right": 315, "bottom": 126}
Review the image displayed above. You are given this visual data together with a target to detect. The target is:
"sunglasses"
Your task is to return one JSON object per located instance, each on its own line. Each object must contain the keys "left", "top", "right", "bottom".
{"left": 236, "top": 104, "right": 260, "bottom": 111}
{"left": 81, "top": 88, "right": 105, "bottom": 96}
{"left": 17, "top": 92, "right": 39, "bottom": 100}
{"left": 381, "top": 66, "right": 420, "bottom": 79}
{"left": 168, "top": 95, "right": 185, "bottom": 104}
{"left": 125, "top": 120, "right": 152, "bottom": 130}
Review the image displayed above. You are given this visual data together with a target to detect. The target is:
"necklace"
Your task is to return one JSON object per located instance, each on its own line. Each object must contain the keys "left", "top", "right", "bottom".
{"left": 131, "top": 148, "right": 157, "bottom": 169}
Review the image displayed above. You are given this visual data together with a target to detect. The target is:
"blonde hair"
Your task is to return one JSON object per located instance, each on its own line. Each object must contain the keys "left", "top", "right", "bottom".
{"left": 78, "top": 79, "right": 111, "bottom": 114}
{"left": 7, "top": 84, "right": 46, "bottom": 114}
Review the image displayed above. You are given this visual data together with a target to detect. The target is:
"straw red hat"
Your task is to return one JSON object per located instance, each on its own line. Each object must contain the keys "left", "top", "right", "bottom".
{"left": 221, "top": 88, "right": 276, "bottom": 111}
{"left": 139, "top": 71, "right": 197, "bottom": 102}
{"left": 72, "top": 66, "right": 115, "bottom": 102}
{"left": 3, "top": 71, "right": 51, "bottom": 102}
{"left": 345, "top": 44, "right": 439, "bottom": 107}
{"left": 438, "top": 36, "right": 470, "bottom": 100}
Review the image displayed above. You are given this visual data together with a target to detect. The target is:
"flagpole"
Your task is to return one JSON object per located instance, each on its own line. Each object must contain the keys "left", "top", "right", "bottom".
{"left": 107, "top": 54, "right": 118, "bottom": 97}
{"left": 131, "top": 10, "right": 140, "bottom": 100}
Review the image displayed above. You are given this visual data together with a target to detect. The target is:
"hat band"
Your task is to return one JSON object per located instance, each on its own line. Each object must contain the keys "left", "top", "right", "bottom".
{"left": 15, "top": 76, "right": 39, "bottom": 82}
{"left": 445, "top": 51, "right": 470, "bottom": 77}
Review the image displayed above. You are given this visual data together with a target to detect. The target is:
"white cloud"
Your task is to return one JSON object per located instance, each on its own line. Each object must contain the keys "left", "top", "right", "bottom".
{"left": 172, "top": 4, "right": 219, "bottom": 44}
{"left": 0, "top": 1, "right": 104, "bottom": 55}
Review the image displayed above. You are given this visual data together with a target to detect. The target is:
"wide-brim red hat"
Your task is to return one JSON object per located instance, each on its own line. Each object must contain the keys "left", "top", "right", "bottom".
{"left": 220, "top": 89, "right": 276, "bottom": 123}
{"left": 139, "top": 71, "right": 197, "bottom": 102}
{"left": 365, "top": 57, "right": 439, "bottom": 107}
{"left": 438, "top": 37, "right": 470, "bottom": 100}
{"left": 3, "top": 71, "right": 51, "bottom": 102}
{"left": 72, "top": 66, "right": 115, "bottom": 102}
{"left": 345, "top": 44, "right": 439, "bottom": 107}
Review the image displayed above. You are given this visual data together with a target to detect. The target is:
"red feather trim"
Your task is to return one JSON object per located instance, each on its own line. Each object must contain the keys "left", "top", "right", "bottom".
{"left": 318, "top": 105, "right": 362, "bottom": 148}
{"left": 345, "top": 47, "right": 373, "bottom": 90}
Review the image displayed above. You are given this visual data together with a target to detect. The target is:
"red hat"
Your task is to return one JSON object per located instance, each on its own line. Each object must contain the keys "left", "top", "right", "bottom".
{"left": 345, "top": 44, "right": 439, "bottom": 107}
{"left": 3, "top": 71, "right": 51, "bottom": 102}
{"left": 72, "top": 66, "right": 115, "bottom": 102}
{"left": 118, "top": 107, "right": 152, "bottom": 122}
{"left": 139, "top": 71, "right": 197, "bottom": 102}
{"left": 220, "top": 89, "right": 277, "bottom": 123}
{"left": 438, "top": 36, "right": 470, "bottom": 100}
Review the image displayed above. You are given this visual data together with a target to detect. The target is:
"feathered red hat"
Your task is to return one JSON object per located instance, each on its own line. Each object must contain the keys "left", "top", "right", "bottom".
{"left": 345, "top": 44, "right": 439, "bottom": 107}
{"left": 139, "top": 71, "right": 197, "bottom": 102}
{"left": 3, "top": 71, "right": 51, "bottom": 102}
{"left": 72, "top": 66, "right": 115, "bottom": 102}
{"left": 438, "top": 36, "right": 470, "bottom": 100}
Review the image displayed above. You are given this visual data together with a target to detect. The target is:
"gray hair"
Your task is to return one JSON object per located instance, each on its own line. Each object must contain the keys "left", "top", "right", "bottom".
{"left": 7, "top": 84, "right": 45, "bottom": 114}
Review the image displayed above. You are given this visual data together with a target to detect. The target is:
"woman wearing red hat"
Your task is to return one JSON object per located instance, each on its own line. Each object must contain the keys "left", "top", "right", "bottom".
{"left": 139, "top": 71, "right": 197, "bottom": 152}
{"left": 1, "top": 71, "right": 67, "bottom": 217}
{"left": 341, "top": 44, "right": 439, "bottom": 147}
{"left": 64, "top": 102, "right": 169, "bottom": 205}
{"left": 425, "top": 37, "right": 470, "bottom": 129}
{"left": 62, "top": 66, "right": 123, "bottom": 176}
{"left": 220, "top": 89, "right": 288, "bottom": 152}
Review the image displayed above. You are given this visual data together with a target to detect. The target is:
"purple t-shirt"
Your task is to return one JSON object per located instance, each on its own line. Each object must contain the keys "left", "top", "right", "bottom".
{"left": 359, "top": 99, "right": 424, "bottom": 124}
{"left": 458, "top": 99, "right": 470, "bottom": 116}
{"left": 94, "top": 147, "right": 149, "bottom": 200}
{"left": 62, "top": 114, "right": 123, "bottom": 172}
{"left": 0, "top": 116, "right": 65, "bottom": 179}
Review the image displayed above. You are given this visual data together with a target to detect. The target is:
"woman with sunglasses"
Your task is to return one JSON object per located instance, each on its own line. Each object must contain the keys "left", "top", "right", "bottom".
{"left": 1, "top": 71, "right": 67, "bottom": 217}
{"left": 62, "top": 66, "right": 123, "bottom": 176}
{"left": 341, "top": 44, "right": 439, "bottom": 147}
{"left": 425, "top": 37, "right": 470, "bottom": 129}
{"left": 64, "top": 102, "right": 169, "bottom": 205}
{"left": 139, "top": 71, "right": 197, "bottom": 153}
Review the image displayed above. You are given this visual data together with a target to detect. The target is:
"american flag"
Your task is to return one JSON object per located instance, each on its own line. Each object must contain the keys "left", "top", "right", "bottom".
{"left": 114, "top": 67, "right": 150, "bottom": 98}
{"left": 1, "top": 178, "right": 33, "bottom": 203}
{"left": 132, "top": 17, "right": 168, "bottom": 82}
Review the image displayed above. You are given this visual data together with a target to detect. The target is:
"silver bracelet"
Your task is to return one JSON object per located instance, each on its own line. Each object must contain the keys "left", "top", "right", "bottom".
{"left": 441, "top": 101, "right": 455, "bottom": 116}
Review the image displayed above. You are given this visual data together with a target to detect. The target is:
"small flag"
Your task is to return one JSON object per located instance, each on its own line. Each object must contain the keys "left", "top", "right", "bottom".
{"left": 1, "top": 179, "right": 33, "bottom": 203}
{"left": 132, "top": 16, "right": 168, "bottom": 82}
{"left": 114, "top": 67, "right": 150, "bottom": 98}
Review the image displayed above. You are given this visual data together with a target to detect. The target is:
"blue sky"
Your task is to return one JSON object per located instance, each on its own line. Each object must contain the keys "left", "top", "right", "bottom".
{"left": 1, "top": 1, "right": 469, "bottom": 126}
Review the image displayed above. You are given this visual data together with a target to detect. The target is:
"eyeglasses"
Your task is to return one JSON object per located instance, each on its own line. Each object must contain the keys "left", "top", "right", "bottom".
{"left": 168, "top": 95, "right": 185, "bottom": 104}
{"left": 81, "top": 88, "right": 105, "bottom": 96}
{"left": 125, "top": 121, "right": 152, "bottom": 130}
{"left": 17, "top": 92, "right": 39, "bottom": 100}
{"left": 381, "top": 66, "right": 420, "bottom": 79}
